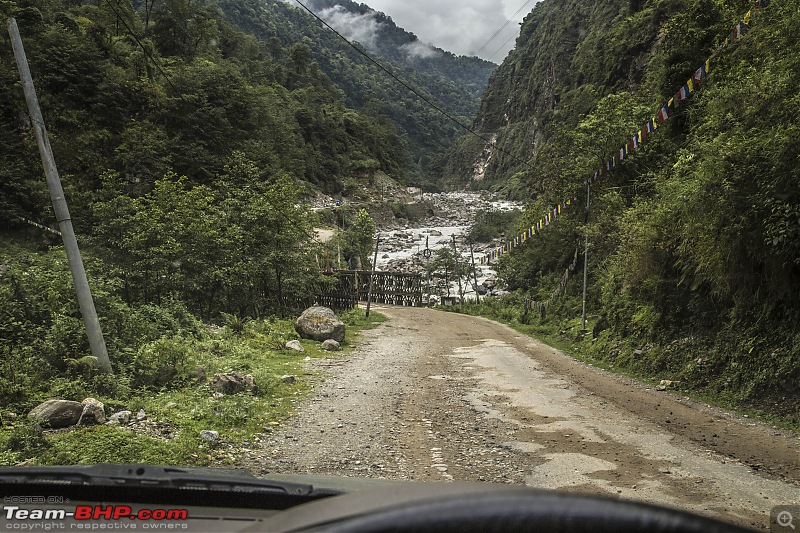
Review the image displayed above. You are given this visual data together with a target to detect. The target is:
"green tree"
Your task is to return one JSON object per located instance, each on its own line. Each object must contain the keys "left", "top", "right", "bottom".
{"left": 339, "top": 209, "right": 375, "bottom": 270}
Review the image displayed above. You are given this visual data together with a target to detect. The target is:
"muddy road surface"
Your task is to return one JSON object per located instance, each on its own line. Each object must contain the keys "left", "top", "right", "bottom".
{"left": 242, "top": 306, "right": 799, "bottom": 530}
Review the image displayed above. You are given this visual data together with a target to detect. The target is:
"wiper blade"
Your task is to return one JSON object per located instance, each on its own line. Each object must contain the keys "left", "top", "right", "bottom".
{"left": 0, "top": 464, "right": 326, "bottom": 496}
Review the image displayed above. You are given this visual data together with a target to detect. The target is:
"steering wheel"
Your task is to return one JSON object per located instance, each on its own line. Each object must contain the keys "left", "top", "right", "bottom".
{"left": 254, "top": 483, "right": 754, "bottom": 532}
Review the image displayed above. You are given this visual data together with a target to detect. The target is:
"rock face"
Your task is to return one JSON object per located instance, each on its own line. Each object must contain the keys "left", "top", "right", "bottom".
{"left": 210, "top": 372, "right": 258, "bottom": 395}
{"left": 28, "top": 399, "right": 83, "bottom": 428}
{"left": 295, "top": 307, "right": 346, "bottom": 343}
{"left": 78, "top": 398, "right": 106, "bottom": 425}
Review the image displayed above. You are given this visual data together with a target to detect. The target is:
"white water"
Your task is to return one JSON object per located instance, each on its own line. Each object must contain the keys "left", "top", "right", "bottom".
{"left": 375, "top": 192, "right": 523, "bottom": 301}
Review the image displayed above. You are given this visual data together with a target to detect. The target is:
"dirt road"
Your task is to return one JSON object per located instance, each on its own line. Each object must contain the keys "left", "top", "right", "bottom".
{"left": 243, "top": 306, "right": 799, "bottom": 530}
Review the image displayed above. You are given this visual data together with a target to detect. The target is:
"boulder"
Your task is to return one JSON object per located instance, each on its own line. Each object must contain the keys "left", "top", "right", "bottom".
{"left": 28, "top": 399, "right": 83, "bottom": 428}
{"left": 295, "top": 306, "right": 346, "bottom": 343}
{"left": 107, "top": 410, "right": 132, "bottom": 426}
{"left": 281, "top": 375, "right": 297, "bottom": 384}
{"left": 285, "top": 340, "right": 305, "bottom": 352}
{"left": 77, "top": 398, "right": 105, "bottom": 425}
{"left": 321, "top": 339, "right": 341, "bottom": 351}
{"left": 210, "top": 372, "right": 258, "bottom": 395}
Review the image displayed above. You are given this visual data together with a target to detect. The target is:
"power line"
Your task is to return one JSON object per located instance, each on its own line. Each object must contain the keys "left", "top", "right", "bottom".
{"left": 292, "top": 1, "right": 486, "bottom": 142}
{"left": 473, "top": 0, "right": 535, "bottom": 58}
{"left": 292, "top": 0, "right": 536, "bottom": 174}
{"left": 103, "top": 0, "right": 181, "bottom": 96}
{"left": 489, "top": 31, "right": 520, "bottom": 62}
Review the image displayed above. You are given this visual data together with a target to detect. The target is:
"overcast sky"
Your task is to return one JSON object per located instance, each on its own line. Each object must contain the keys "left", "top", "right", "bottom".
{"left": 293, "top": 0, "right": 541, "bottom": 63}
{"left": 362, "top": 0, "right": 540, "bottom": 62}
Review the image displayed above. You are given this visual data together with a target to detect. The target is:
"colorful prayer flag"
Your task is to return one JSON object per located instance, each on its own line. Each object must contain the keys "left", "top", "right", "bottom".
{"left": 658, "top": 104, "right": 669, "bottom": 123}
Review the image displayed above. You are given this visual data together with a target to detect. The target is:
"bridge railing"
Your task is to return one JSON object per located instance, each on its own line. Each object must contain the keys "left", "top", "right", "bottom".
{"left": 318, "top": 270, "right": 423, "bottom": 308}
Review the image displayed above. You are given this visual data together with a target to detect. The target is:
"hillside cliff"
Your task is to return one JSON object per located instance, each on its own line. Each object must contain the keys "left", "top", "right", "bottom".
{"left": 445, "top": 0, "right": 740, "bottom": 192}
{"left": 449, "top": 0, "right": 800, "bottom": 422}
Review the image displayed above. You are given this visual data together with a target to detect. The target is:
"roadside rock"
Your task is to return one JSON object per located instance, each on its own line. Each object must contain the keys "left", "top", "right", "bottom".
{"left": 77, "top": 398, "right": 105, "bottom": 425}
{"left": 281, "top": 375, "right": 297, "bottom": 384}
{"left": 295, "top": 307, "right": 346, "bottom": 343}
{"left": 107, "top": 410, "right": 132, "bottom": 425}
{"left": 322, "top": 339, "right": 341, "bottom": 351}
{"left": 210, "top": 372, "right": 259, "bottom": 395}
{"left": 285, "top": 340, "right": 305, "bottom": 352}
{"left": 200, "top": 430, "right": 220, "bottom": 444}
{"left": 28, "top": 399, "right": 82, "bottom": 428}
{"left": 656, "top": 380, "right": 681, "bottom": 391}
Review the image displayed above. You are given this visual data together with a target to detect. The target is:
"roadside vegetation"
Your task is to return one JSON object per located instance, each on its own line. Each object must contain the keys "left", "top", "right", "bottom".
{"left": 0, "top": 240, "right": 383, "bottom": 468}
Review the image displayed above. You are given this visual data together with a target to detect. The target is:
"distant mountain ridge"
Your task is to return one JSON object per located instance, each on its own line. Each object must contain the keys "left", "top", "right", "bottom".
{"left": 217, "top": 0, "right": 497, "bottom": 187}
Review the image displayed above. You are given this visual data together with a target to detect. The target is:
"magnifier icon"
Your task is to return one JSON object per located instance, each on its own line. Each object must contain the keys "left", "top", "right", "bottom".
{"left": 778, "top": 511, "right": 796, "bottom": 529}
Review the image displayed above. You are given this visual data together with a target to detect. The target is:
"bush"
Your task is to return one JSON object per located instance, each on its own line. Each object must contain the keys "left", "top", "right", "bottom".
{"left": 7, "top": 422, "right": 48, "bottom": 455}
{"left": 469, "top": 209, "right": 522, "bottom": 242}
{"left": 130, "top": 337, "right": 193, "bottom": 389}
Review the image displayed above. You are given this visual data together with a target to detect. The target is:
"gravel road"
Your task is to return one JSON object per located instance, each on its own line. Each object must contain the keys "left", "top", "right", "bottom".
{"left": 238, "top": 306, "right": 799, "bottom": 530}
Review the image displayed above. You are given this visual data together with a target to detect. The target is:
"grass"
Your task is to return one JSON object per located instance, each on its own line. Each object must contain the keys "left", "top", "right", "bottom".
{"left": 0, "top": 309, "right": 386, "bottom": 467}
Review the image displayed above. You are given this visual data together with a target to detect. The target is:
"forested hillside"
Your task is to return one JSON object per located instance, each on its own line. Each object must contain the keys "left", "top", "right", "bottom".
{"left": 0, "top": 0, "right": 491, "bottom": 436}
{"left": 216, "top": 0, "right": 496, "bottom": 186}
{"left": 448, "top": 0, "right": 800, "bottom": 423}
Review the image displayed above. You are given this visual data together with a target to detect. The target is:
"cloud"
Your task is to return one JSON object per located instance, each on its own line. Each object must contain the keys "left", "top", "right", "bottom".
{"left": 400, "top": 40, "right": 440, "bottom": 60}
{"left": 364, "top": 0, "right": 540, "bottom": 61}
{"left": 318, "top": 5, "right": 383, "bottom": 50}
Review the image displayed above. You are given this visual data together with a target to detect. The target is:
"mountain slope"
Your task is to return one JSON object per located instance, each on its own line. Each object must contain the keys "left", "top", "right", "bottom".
{"left": 447, "top": 0, "right": 800, "bottom": 422}
{"left": 216, "top": 0, "right": 496, "bottom": 186}
{"left": 444, "top": 0, "right": 739, "bottom": 191}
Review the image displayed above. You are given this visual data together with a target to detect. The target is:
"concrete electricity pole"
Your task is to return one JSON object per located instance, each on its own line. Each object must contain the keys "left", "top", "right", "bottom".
{"left": 8, "top": 17, "right": 113, "bottom": 373}
{"left": 581, "top": 180, "right": 590, "bottom": 333}
{"left": 365, "top": 236, "right": 380, "bottom": 318}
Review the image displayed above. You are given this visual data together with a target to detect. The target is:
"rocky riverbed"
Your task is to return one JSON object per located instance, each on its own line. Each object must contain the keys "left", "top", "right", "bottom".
{"left": 374, "top": 192, "right": 522, "bottom": 301}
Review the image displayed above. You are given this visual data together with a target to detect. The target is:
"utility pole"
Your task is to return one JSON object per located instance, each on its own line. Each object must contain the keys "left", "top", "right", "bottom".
{"left": 469, "top": 240, "right": 480, "bottom": 304}
{"left": 8, "top": 18, "right": 112, "bottom": 373}
{"left": 424, "top": 236, "right": 431, "bottom": 305}
{"left": 365, "top": 236, "right": 380, "bottom": 318}
{"left": 451, "top": 234, "right": 464, "bottom": 302}
{"left": 581, "top": 180, "right": 590, "bottom": 333}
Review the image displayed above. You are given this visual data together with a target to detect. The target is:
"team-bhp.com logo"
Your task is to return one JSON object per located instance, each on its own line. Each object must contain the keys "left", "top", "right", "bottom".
{"left": 4, "top": 504, "right": 188, "bottom": 521}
